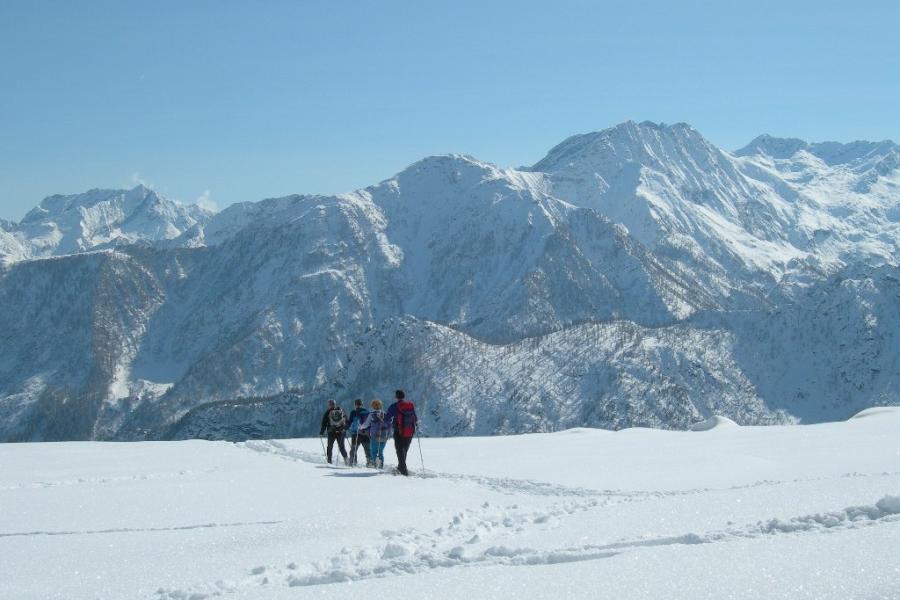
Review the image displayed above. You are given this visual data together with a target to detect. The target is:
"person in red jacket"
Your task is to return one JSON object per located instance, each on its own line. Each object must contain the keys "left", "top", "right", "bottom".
{"left": 385, "top": 389, "right": 417, "bottom": 476}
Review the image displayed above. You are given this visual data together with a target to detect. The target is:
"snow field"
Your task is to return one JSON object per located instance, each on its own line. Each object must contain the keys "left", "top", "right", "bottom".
{"left": 0, "top": 409, "right": 898, "bottom": 599}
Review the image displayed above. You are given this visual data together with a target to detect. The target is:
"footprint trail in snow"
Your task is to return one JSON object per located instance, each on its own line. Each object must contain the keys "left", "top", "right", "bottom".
{"left": 155, "top": 438, "right": 900, "bottom": 599}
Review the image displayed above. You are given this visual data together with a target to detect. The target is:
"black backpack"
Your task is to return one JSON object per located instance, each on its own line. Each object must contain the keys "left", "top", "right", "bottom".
{"left": 327, "top": 407, "right": 346, "bottom": 431}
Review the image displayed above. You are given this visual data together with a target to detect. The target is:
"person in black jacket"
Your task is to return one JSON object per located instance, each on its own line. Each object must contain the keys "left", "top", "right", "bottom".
{"left": 319, "top": 399, "right": 348, "bottom": 465}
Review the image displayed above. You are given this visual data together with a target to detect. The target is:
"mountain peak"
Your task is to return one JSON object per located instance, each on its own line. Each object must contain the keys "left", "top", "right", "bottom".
{"left": 13, "top": 185, "right": 210, "bottom": 259}
{"left": 734, "top": 134, "right": 809, "bottom": 159}
{"left": 529, "top": 120, "right": 711, "bottom": 174}
{"left": 21, "top": 185, "right": 162, "bottom": 224}
{"left": 396, "top": 154, "right": 499, "bottom": 177}
{"left": 379, "top": 154, "right": 511, "bottom": 194}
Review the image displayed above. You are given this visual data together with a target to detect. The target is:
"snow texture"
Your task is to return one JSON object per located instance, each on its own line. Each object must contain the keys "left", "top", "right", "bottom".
{"left": 1, "top": 408, "right": 898, "bottom": 599}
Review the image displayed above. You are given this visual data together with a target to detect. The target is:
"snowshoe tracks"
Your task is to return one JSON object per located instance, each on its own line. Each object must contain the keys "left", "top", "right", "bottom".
{"left": 155, "top": 495, "right": 900, "bottom": 597}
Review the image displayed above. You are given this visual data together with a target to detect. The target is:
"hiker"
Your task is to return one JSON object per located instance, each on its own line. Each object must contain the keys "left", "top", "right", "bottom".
{"left": 346, "top": 398, "right": 371, "bottom": 467}
{"left": 319, "top": 399, "right": 348, "bottom": 465}
{"left": 385, "top": 389, "right": 417, "bottom": 476}
{"left": 359, "top": 399, "right": 390, "bottom": 469}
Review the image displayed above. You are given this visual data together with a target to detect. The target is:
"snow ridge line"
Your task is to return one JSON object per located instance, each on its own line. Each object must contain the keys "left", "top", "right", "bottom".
{"left": 154, "top": 495, "right": 900, "bottom": 598}
{"left": 0, "top": 520, "right": 283, "bottom": 539}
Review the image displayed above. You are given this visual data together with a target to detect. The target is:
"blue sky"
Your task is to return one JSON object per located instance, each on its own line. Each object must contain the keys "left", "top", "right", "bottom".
{"left": 1, "top": 0, "right": 898, "bottom": 220}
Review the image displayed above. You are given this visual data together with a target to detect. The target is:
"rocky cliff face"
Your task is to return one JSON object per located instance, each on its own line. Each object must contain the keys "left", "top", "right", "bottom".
{"left": 1, "top": 121, "right": 898, "bottom": 441}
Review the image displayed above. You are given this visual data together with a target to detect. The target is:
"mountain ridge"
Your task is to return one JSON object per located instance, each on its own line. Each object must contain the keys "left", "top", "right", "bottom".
{"left": 2, "top": 185, "right": 211, "bottom": 262}
{"left": 1, "top": 120, "right": 899, "bottom": 441}
{"left": 735, "top": 133, "right": 899, "bottom": 163}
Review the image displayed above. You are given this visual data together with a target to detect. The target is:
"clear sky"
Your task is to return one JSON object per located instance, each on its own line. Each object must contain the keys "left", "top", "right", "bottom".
{"left": 1, "top": 0, "right": 898, "bottom": 220}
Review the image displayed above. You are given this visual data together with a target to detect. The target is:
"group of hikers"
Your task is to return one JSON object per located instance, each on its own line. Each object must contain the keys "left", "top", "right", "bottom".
{"left": 319, "top": 389, "right": 418, "bottom": 476}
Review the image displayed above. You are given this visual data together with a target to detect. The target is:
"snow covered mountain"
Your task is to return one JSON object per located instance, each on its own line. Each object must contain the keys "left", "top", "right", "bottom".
{"left": 0, "top": 185, "right": 211, "bottom": 263}
{"left": 733, "top": 134, "right": 900, "bottom": 270}
{"left": 0, "top": 230, "right": 24, "bottom": 266}
{"left": 530, "top": 121, "right": 804, "bottom": 287}
{"left": 1, "top": 121, "right": 898, "bottom": 441}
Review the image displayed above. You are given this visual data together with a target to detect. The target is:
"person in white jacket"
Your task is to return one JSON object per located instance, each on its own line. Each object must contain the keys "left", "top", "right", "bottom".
{"left": 358, "top": 399, "right": 390, "bottom": 469}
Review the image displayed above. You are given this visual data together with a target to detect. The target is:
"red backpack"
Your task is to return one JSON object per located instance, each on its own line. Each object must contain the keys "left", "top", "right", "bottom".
{"left": 395, "top": 400, "right": 417, "bottom": 438}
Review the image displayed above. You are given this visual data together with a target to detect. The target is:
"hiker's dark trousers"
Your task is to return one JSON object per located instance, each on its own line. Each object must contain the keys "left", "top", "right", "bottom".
{"left": 350, "top": 433, "right": 371, "bottom": 465}
{"left": 394, "top": 433, "right": 413, "bottom": 475}
{"left": 327, "top": 430, "right": 347, "bottom": 463}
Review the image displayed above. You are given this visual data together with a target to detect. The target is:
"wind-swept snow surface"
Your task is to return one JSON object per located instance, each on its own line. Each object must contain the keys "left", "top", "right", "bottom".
{"left": 1, "top": 409, "right": 898, "bottom": 599}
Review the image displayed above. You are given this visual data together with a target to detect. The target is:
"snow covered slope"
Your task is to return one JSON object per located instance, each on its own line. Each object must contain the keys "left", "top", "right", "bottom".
{"left": 1, "top": 121, "right": 899, "bottom": 441}
{"left": 532, "top": 121, "right": 900, "bottom": 292}
{"left": 1, "top": 409, "right": 898, "bottom": 599}
{"left": 0, "top": 229, "right": 25, "bottom": 266}
{"left": 529, "top": 121, "right": 807, "bottom": 284}
{"left": 0, "top": 251, "right": 165, "bottom": 441}
{"left": 734, "top": 135, "right": 900, "bottom": 270}
{"left": 163, "top": 317, "right": 791, "bottom": 442}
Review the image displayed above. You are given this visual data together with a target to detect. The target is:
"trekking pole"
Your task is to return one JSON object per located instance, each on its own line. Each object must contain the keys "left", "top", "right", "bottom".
{"left": 318, "top": 433, "right": 327, "bottom": 462}
{"left": 415, "top": 422, "right": 425, "bottom": 475}
{"left": 348, "top": 431, "right": 354, "bottom": 467}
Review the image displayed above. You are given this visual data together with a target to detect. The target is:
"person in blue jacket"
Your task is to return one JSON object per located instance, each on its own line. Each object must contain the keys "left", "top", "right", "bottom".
{"left": 346, "top": 398, "right": 371, "bottom": 467}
